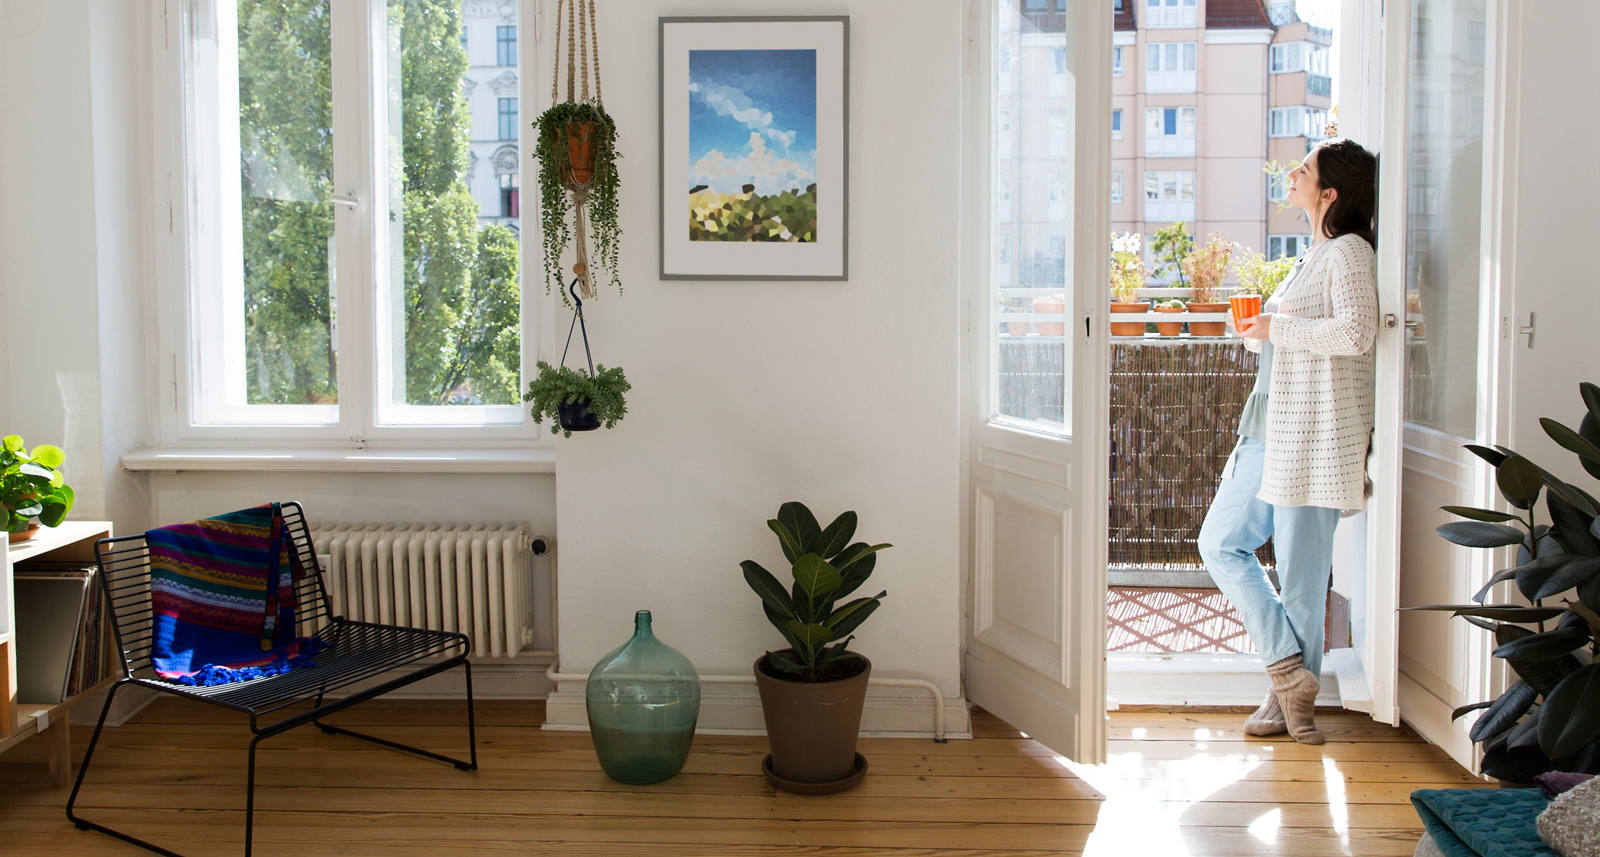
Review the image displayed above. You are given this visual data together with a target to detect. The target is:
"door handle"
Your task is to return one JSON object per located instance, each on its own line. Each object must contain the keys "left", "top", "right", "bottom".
{"left": 1519, "top": 312, "right": 1535, "bottom": 349}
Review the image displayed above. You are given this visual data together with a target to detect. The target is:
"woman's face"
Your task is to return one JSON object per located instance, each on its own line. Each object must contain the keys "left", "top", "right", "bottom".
{"left": 1286, "top": 148, "right": 1325, "bottom": 215}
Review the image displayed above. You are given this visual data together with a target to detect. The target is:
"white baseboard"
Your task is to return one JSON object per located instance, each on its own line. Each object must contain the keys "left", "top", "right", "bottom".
{"left": 1107, "top": 651, "right": 1342, "bottom": 707}
{"left": 543, "top": 676, "right": 972, "bottom": 740}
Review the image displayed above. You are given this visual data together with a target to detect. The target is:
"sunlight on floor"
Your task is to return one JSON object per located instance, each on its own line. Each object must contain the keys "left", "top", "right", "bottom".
{"left": 1056, "top": 728, "right": 1356, "bottom": 856}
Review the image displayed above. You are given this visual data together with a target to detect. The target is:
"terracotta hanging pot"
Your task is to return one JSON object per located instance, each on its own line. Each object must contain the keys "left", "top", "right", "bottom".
{"left": 1109, "top": 300, "right": 1148, "bottom": 337}
{"left": 565, "top": 120, "right": 597, "bottom": 187}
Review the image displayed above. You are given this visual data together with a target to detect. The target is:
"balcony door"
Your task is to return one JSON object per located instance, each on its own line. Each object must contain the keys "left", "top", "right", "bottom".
{"left": 964, "top": 0, "right": 1111, "bottom": 764}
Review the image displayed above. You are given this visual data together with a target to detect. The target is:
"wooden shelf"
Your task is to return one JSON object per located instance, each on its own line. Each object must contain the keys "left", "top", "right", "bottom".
{"left": 2, "top": 520, "right": 114, "bottom": 784}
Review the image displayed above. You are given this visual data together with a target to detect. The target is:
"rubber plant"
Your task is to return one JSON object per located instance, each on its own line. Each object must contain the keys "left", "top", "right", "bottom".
{"left": 532, "top": 0, "right": 621, "bottom": 306}
{"left": 1, "top": 435, "right": 75, "bottom": 535}
{"left": 741, "top": 502, "right": 890, "bottom": 682}
{"left": 1406, "top": 382, "right": 1600, "bottom": 782}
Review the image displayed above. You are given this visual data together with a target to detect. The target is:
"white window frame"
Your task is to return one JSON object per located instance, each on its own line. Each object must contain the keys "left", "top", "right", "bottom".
{"left": 1144, "top": 0, "right": 1197, "bottom": 29}
{"left": 1269, "top": 106, "right": 1329, "bottom": 139}
{"left": 153, "top": 0, "right": 540, "bottom": 445}
{"left": 1112, "top": 108, "right": 1123, "bottom": 140}
{"left": 1111, "top": 170, "right": 1124, "bottom": 204}
{"left": 1270, "top": 41, "right": 1329, "bottom": 76}
{"left": 1145, "top": 41, "right": 1197, "bottom": 93}
{"left": 1113, "top": 45, "right": 1123, "bottom": 76}
{"left": 1267, "top": 170, "right": 1288, "bottom": 203}
{"left": 1267, "top": 234, "right": 1314, "bottom": 260}
{"left": 1143, "top": 105, "right": 1196, "bottom": 157}
{"left": 1143, "top": 169, "right": 1195, "bottom": 221}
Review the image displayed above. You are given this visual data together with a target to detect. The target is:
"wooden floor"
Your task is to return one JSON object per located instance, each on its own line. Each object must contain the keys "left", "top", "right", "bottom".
{"left": 0, "top": 699, "right": 1486, "bottom": 856}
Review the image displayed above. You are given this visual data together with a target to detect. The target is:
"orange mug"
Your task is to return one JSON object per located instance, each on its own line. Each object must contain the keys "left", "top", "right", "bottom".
{"left": 1230, "top": 294, "right": 1262, "bottom": 331}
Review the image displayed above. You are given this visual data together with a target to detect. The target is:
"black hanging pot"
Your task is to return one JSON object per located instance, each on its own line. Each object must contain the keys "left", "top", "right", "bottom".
{"left": 558, "top": 399, "right": 601, "bottom": 432}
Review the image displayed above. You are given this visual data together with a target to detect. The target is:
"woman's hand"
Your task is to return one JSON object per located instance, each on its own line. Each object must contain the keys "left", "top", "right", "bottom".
{"left": 1238, "top": 313, "right": 1273, "bottom": 342}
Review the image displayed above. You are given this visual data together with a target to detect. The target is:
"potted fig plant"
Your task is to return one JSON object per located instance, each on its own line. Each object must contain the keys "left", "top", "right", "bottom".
{"left": 1, "top": 435, "right": 75, "bottom": 542}
{"left": 1406, "top": 382, "right": 1600, "bottom": 783}
{"left": 1109, "top": 232, "right": 1149, "bottom": 337}
{"left": 741, "top": 501, "right": 890, "bottom": 794}
{"left": 532, "top": 0, "right": 621, "bottom": 306}
{"left": 523, "top": 360, "right": 629, "bottom": 438}
{"left": 1181, "top": 231, "right": 1233, "bottom": 336}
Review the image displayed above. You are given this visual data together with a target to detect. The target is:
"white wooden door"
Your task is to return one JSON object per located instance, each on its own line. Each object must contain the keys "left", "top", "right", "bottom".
{"left": 963, "top": 0, "right": 1110, "bottom": 764}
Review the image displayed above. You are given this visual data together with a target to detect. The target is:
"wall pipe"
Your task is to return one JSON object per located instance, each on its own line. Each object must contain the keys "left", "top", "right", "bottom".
{"left": 545, "top": 664, "right": 949, "bottom": 742}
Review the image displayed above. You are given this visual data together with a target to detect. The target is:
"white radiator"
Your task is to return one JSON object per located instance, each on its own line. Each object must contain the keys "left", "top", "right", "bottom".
{"left": 310, "top": 524, "right": 536, "bottom": 659}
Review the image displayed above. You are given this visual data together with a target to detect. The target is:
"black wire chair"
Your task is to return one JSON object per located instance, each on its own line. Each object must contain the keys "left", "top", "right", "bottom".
{"left": 66, "top": 501, "right": 477, "bottom": 857}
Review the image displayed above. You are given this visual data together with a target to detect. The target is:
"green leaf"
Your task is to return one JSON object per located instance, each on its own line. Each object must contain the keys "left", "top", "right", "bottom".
{"left": 1492, "top": 629, "right": 1590, "bottom": 661}
{"left": 28, "top": 444, "right": 64, "bottom": 468}
{"left": 764, "top": 602, "right": 803, "bottom": 650}
{"left": 1533, "top": 556, "right": 1600, "bottom": 601}
{"left": 1515, "top": 554, "right": 1578, "bottom": 601}
{"left": 742, "top": 560, "right": 795, "bottom": 620}
{"left": 1543, "top": 417, "right": 1600, "bottom": 470}
{"left": 1, "top": 435, "right": 22, "bottom": 453}
{"left": 1452, "top": 700, "right": 1493, "bottom": 721}
{"left": 1403, "top": 604, "right": 1568, "bottom": 622}
{"left": 824, "top": 593, "right": 885, "bottom": 640}
{"left": 816, "top": 637, "right": 857, "bottom": 666}
{"left": 1539, "top": 663, "right": 1600, "bottom": 758}
{"left": 1540, "top": 469, "right": 1600, "bottom": 518}
{"left": 785, "top": 620, "right": 831, "bottom": 652}
{"left": 764, "top": 649, "right": 807, "bottom": 676}
{"left": 1465, "top": 444, "right": 1509, "bottom": 468}
{"left": 777, "top": 502, "right": 823, "bottom": 556}
{"left": 1496, "top": 455, "right": 1544, "bottom": 510}
{"left": 1468, "top": 681, "right": 1536, "bottom": 743}
{"left": 767, "top": 518, "right": 804, "bottom": 564}
{"left": 834, "top": 542, "right": 892, "bottom": 575}
{"left": 17, "top": 462, "right": 55, "bottom": 483}
{"left": 1473, "top": 566, "right": 1522, "bottom": 604}
{"left": 1547, "top": 491, "right": 1600, "bottom": 554}
{"left": 1583, "top": 382, "right": 1600, "bottom": 424}
{"left": 817, "top": 510, "right": 857, "bottom": 560}
{"left": 1437, "top": 521, "right": 1528, "bottom": 548}
{"left": 11, "top": 501, "right": 42, "bottom": 518}
{"left": 1566, "top": 600, "right": 1600, "bottom": 641}
{"left": 792, "top": 554, "right": 842, "bottom": 611}
{"left": 1443, "top": 505, "right": 1521, "bottom": 524}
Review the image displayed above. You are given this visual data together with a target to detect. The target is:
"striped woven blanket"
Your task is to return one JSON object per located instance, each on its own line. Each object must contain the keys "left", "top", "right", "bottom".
{"left": 148, "top": 504, "right": 323, "bottom": 686}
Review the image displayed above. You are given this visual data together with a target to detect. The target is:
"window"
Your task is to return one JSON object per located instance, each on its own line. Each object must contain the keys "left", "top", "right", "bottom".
{"left": 1048, "top": 108, "right": 1068, "bottom": 158}
{"left": 1111, "top": 170, "right": 1123, "bottom": 204}
{"left": 1144, "top": 105, "right": 1195, "bottom": 156}
{"left": 1113, "top": 46, "right": 1123, "bottom": 76}
{"left": 1143, "top": 170, "right": 1195, "bottom": 221}
{"left": 1270, "top": 42, "right": 1329, "bottom": 75}
{"left": 498, "top": 97, "right": 517, "bottom": 140}
{"left": 1145, "top": 0, "right": 1197, "bottom": 29}
{"left": 1267, "top": 234, "right": 1313, "bottom": 260}
{"left": 173, "top": 0, "right": 529, "bottom": 434}
{"left": 1049, "top": 48, "right": 1067, "bottom": 96}
{"left": 496, "top": 25, "right": 516, "bottom": 67}
{"left": 1112, "top": 108, "right": 1123, "bottom": 140}
{"left": 1267, "top": 170, "right": 1288, "bottom": 202}
{"left": 461, "top": 25, "right": 469, "bottom": 56}
{"left": 997, "top": 171, "right": 1012, "bottom": 221}
{"left": 1047, "top": 171, "right": 1066, "bottom": 222}
{"left": 1146, "top": 41, "right": 1197, "bottom": 92}
{"left": 1269, "top": 106, "right": 1329, "bottom": 139}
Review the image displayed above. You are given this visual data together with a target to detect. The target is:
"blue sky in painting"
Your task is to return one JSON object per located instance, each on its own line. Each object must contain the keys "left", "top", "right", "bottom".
{"left": 688, "top": 49, "right": 817, "bottom": 195}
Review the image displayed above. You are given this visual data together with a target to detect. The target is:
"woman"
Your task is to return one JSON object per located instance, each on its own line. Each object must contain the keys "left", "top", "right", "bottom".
{"left": 1197, "top": 139, "right": 1379, "bottom": 745}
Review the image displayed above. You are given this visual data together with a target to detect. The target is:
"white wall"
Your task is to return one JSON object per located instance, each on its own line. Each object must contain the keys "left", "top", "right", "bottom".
{"left": 551, "top": 0, "right": 966, "bottom": 720}
{"left": 0, "top": 0, "right": 149, "bottom": 531}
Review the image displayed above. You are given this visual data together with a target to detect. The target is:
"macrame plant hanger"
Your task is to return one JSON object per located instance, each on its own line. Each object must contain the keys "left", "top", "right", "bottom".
{"left": 552, "top": 0, "right": 604, "bottom": 301}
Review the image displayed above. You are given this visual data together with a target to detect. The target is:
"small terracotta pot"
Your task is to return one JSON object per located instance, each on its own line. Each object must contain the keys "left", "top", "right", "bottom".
{"left": 565, "top": 120, "right": 597, "bottom": 187}
{"left": 1109, "top": 300, "right": 1148, "bottom": 337}
{"left": 1186, "top": 301, "right": 1229, "bottom": 336}
{"left": 8, "top": 522, "right": 41, "bottom": 544}
{"left": 1153, "top": 305, "right": 1186, "bottom": 336}
{"left": 1032, "top": 299, "right": 1066, "bottom": 336}
{"left": 1006, "top": 320, "right": 1031, "bottom": 336}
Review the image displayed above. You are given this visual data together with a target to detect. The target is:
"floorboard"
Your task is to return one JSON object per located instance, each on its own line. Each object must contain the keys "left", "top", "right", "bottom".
{"left": 0, "top": 699, "right": 1487, "bottom": 856}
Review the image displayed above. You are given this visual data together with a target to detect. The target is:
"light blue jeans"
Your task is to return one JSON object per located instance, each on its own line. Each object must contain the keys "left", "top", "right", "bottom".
{"left": 1198, "top": 437, "right": 1341, "bottom": 678}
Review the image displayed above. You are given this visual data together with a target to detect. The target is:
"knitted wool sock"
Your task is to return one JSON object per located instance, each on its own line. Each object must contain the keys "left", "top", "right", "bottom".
{"left": 1242, "top": 691, "right": 1287, "bottom": 737}
{"left": 1266, "top": 654, "right": 1324, "bottom": 745}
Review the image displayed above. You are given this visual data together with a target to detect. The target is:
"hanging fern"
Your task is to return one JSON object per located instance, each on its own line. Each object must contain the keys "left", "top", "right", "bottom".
{"left": 532, "top": 101, "right": 622, "bottom": 306}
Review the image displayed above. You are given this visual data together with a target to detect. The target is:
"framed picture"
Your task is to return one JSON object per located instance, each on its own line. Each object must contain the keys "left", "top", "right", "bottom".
{"left": 659, "top": 16, "right": 849, "bottom": 280}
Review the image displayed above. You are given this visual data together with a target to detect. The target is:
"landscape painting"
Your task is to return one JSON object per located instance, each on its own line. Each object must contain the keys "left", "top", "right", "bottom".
{"left": 687, "top": 49, "right": 818, "bottom": 243}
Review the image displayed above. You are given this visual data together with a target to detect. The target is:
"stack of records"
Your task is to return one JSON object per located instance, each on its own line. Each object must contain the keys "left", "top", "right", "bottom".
{"left": 12, "top": 560, "right": 118, "bottom": 703}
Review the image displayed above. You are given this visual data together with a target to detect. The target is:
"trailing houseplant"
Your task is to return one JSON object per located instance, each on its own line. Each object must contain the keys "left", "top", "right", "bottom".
{"left": 1407, "top": 382, "right": 1600, "bottom": 782}
{"left": 1, "top": 435, "right": 75, "bottom": 539}
{"left": 523, "top": 360, "right": 629, "bottom": 437}
{"left": 532, "top": 0, "right": 621, "bottom": 306}
{"left": 741, "top": 501, "right": 890, "bottom": 792}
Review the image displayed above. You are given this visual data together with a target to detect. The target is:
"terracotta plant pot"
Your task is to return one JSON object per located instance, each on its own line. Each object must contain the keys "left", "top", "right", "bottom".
{"left": 1032, "top": 299, "right": 1066, "bottom": 336}
{"left": 1153, "top": 305, "right": 1185, "bottom": 336}
{"left": 565, "top": 120, "right": 597, "bottom": 187}
{"left": 1109, "top": 300, "right": 1148, "bottom": 337}
{"left": 754, "top": 653, "right": 871, "bottom": 794}
{"left": 7, "top": 522, "right": 41, "bottom": 544}
{"left": 1186, "top": 301, "right": 1229, "bottom": 336}
{"left": 1006, "top": 320, "right": 1031, "bottom": 336}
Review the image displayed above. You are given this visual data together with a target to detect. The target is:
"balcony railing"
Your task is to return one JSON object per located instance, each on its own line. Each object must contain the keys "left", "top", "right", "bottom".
{"left": 1307, "top": 73, "right": 1332, "bottom": 97}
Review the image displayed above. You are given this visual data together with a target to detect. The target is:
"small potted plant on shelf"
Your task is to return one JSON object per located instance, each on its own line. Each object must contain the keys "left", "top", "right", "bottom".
{"left": 1152, "top": 298, "right": 1186, "bottom": 337}
{"left": 523, "top": 360, "right": 630, "bottom": 438}
{"left": 1032, "top": 293, "right": 1066, "bottom": 336}
{"left": 1109, "top": 232, "right": 1149, "bottom": 337}
{"left": 1405, "top": 382, "right": 1600, "bottom": 783}
{"left": 1, "top": 435, "right": 75, "bottom": 543}
{"left": 741, "top": 501, "right": 891, "bottom": 794}
{"left": 1181, "top": 231, "right": 1233, "bottom": 336}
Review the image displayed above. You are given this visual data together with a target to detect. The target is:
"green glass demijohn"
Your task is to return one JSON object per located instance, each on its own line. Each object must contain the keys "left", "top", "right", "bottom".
{"left": 585, "top": 610, "right": 701, "bottom": 784}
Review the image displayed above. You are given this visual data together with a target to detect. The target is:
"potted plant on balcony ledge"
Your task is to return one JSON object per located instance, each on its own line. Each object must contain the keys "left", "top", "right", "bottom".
{"left": 1152, "top": 298, "right": 1186, "bottom": 336}
{"left": 1181, "top": 231, "right": 1233, "bottom": 336}
{"left": 1109, "top": 232, "right": 1149, "bottom": 337}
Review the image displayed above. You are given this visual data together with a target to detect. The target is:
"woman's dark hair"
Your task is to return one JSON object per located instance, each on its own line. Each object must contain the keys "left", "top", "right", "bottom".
{"left": 1314, "top": 139, "right": 1378, "bottom": 248}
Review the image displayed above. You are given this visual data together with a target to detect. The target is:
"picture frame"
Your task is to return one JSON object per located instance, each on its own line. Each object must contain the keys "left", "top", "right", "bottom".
{"left": 659, "top": 16, "right": 849, "bottom": 281}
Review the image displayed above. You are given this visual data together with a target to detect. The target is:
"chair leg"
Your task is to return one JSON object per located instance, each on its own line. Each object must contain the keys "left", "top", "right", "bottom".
{"left": 245, "top": 734, "right": 264, "bottom": 857}
{"left": 309, "top": 660, "right": 478, "bottom": 770}
{"left": 66, "top": 681, "right": 188, "bottom": 857}
{"left": 462, "top": 659, "right": 478, "bottom": 771}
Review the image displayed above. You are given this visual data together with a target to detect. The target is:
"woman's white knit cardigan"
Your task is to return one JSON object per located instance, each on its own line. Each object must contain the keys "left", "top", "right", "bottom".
{"left": 1255, "top": 232, "right": 1378, "bottom": 510}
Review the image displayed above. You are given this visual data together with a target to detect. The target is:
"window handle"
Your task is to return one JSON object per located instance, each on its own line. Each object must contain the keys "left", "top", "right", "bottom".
{"left": 331, "top": 191, "right": 360, "bottom": 209}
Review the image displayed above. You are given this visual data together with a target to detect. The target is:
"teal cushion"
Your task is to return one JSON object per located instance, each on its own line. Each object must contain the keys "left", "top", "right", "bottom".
{"left": 1410, "top": 788, "right": 1559, "bottom": 857}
